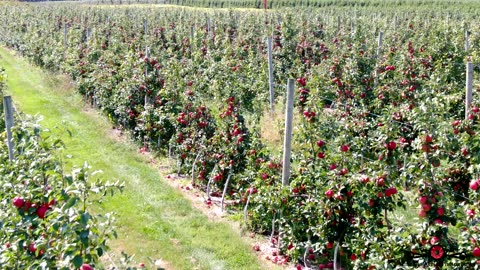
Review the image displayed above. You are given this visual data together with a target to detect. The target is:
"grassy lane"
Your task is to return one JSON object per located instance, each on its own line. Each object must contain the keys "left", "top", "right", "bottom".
{"left": 0, "top": 47, "right": 267, "bottom": 270}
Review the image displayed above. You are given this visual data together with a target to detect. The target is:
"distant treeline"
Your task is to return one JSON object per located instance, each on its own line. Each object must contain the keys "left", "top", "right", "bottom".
{"left": 15, "top": 0, "right": 480, "bottom": 10}
{"left": 171, "top": 0, "right": 480, "bottom": 9}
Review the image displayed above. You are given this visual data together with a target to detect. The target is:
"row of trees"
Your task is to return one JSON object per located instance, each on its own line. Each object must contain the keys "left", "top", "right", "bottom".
{"left": 1, "top": 2, "right": 480, "bottom": 268}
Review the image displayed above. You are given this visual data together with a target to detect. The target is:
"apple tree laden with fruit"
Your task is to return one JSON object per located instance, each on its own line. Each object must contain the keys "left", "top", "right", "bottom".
{"left": 1, "top": 4, "right": 480, "bottom": 269}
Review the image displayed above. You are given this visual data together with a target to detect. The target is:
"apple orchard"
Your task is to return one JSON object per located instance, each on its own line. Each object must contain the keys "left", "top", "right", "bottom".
{"left": 1, "top": 1, "right": 480, "bottom": 269}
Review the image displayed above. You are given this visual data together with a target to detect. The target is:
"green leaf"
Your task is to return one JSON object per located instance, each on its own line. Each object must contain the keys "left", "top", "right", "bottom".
{"left": 81, "top": 213, "right": 91, "bottom": 226}
{"left": 72, "top": 255, "right": 83, "bottom": 268}
{"left": 62, "top": 197, "right": 78, "bottom": 210}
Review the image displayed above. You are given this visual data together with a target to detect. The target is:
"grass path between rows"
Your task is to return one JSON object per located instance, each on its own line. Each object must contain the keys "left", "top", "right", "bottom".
{"left": 0, "top": 47, "right": 268, "bottom": 270}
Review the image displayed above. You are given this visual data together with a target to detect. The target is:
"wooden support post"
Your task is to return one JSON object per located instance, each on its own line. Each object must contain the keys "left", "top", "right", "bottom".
{"left": 267, "top": 37, "right": 275, "bottom": 114}
{"left": 466, "top": 62, "right": 473, "bottom": 119}
{"left": 3, "top": 96, "right": 14, "bottom": 161}
{"left": 281, "top": 79, "right": 294, "bottom": 186}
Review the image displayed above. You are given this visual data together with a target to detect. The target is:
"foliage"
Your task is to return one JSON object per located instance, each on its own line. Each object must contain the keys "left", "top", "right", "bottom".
{"left": 1, "top": 2, "right": 480, "bottom": 268}
{"left": 0, "top": 115, "right": 123, "bottom": 269}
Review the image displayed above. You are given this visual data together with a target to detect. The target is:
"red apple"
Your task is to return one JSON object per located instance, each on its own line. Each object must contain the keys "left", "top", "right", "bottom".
{"left": 430, "top": 236, "right": 440, "bottom": 245}
{"left": 418, "top": 196, "right": 428, "bottom": 204}
{"left": 36, "top": 205, "right": 48, "bottom": 219}
{"left": 470, "top": 180, "right": 479, "bottom": 191}
{"left": 29, "top": 243, "right": 37, "bottom": 253}
{"left": 326, "top": 242, "right": 334, "bottom": 249}
{"left": 317, "top": 140, "right": 325, "bottom": 147}
{"left": 361, "top": 176, "right": 370, "bottom": 183}
{"left": 12, "top": 197, "right": 25, "bottom": 208}
{"left": 386, "top": 141, "right": 397, "bottom": 151}
{"left": 385, "top": 187, "right": 397, "bottom": 197}
{"left": 325, "top": 190, "right": 334, "bottom": 199}
{"left": 339, "top": 168, "right": 348, "bottom": 176}
{"left": 467, "top": 209, "right": 476, "bottom": 218}
{"left": 296, "top": 77, "right": 306, "bottom": 86}
{"left": 376, "top": 177, "right": 385, "bottom": 186}
{"left": 82, "top": 264, "right": 94, "bottom": 270}
{"left": 436, "top": 207, "right": 445, "bottom": 216}
{"left": 473, "top": 247, "right": 480, "bottom": 257}
{"left": 385, "top": 65, "right": 395, "bottom": 71}
{"left": 425, "top": 135, "right": 433, "bottom": 143}
{"left": 422, "top": 204, "right": 431, "bottom": 212}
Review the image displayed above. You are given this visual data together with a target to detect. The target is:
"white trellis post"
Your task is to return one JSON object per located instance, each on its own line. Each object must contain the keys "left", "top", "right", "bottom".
{"left": 3, "top": 96, "right": 14, "bottom": 161}
{"left": 281, "top": 79, "right": 294, "bottom": 186}
{"left": 377, "top": 31, "right": 383, "bottom": 58}
{"left": 144, "top": 19, "right": 148, "bottom": 42}
{"left": 190, "top": 26, "right": 194, "bottom": 52}
{"left": 394, "top": 15, "right": 398, "bottom": 32}
{"left": 207, "top": 17, "right": 211, "bottom": 36}
{"left": 351, "top": 20, "right": 355, "bottom": 36}
{"left": 337, "top": 16, "right": 341, "bottom": 33}
{"left": 465, "top": 30, "right": 470, "bottom": 51}
{"left": 86, "top": 28, "right": 91, "bottom": 43}
{"left": 63, "top": 23, "right": 67, "bottom": 45}
{"left": 63, "top": 23, "right": 68, "bottom": 50}
{"left": 145, "top": 46, "right": 149, "bottom": 77}
{"left": 465, "top": 62, "right": 473, "bottom": 119}
{"left": 267, "top": 37, "right": 275, "bottom": 113}
{"left": 144, "top": 46, "right": 151, "bottom": 107}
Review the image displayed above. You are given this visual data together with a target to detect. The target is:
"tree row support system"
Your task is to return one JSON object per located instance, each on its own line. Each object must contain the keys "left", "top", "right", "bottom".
{"left": 3, "top": 96, "right": 14, "bottom": 161}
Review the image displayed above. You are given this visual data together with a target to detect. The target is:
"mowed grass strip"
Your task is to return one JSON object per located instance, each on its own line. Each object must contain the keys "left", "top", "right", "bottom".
{"left": 0, "top": 47, "right": 265, "bottom": 270}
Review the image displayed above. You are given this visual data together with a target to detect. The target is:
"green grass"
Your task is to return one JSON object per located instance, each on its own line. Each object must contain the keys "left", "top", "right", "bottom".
{"left": 0, "top": 47, "right": 270, "bottom": 270}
